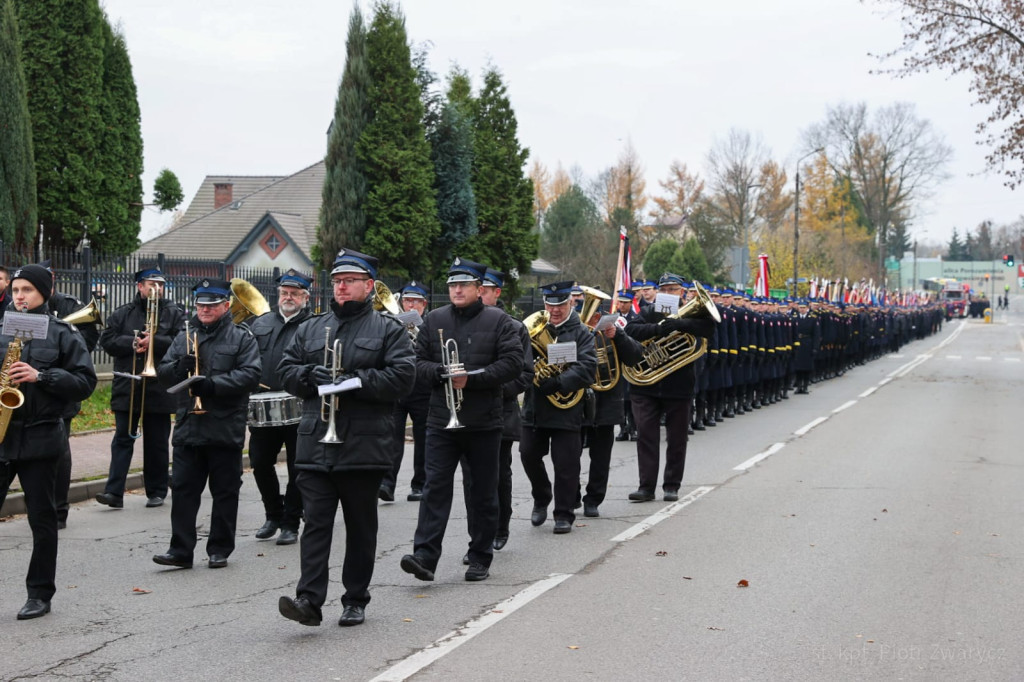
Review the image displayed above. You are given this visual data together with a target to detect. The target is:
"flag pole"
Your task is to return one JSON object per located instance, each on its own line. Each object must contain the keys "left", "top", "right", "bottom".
{"left": 612, "top": 226, "right": 627, "bottom": 310}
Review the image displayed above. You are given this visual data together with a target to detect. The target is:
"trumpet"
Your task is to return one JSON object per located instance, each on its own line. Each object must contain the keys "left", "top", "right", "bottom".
{"left": 319, "top": 327, "right": 344, "bottom": 444}
{"left": 438, "top": 329, "right": 463, "bottom": 430}
{"left": 184, "top": 320, "right": 206, "bottom": 415}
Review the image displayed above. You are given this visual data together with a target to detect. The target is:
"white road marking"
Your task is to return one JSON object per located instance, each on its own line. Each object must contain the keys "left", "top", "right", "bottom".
{"left": 1005, "top": 357, "right": 1021, "bottom": 362}
{"left": 794, "top": 416, "right": 828, "bottom": 436}
{"left": 946, "top": 355, "right": 962, "bottom": 360}
{"left": 977, "top": 356, "right": 992, "bottom": 361}
{"left": 734, "top": 443, "right": 786, "bottom": 471}
{"left": 859, "top": 386, "right": 878, "bottom": 398}
{"left": 370, "top": 573, "right": 573, "bottom": 682}
{"left": 609, "top": 486, "right": 715, "bottom": 542}
{"left": 833, "top": 400, "right": 857, "bottom": 414}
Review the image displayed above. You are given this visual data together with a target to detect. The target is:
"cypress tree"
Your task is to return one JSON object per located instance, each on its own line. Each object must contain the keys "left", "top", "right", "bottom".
{"left": 429, "top": 97, "right": 477, "bottom": 275}
{"left": 359, "top": 0, "right": 439, "bottom": 280}
{"left": 464, "top": 67, "right": 537, "bottom": 301}
{"left": 0, "top": 0, "right": 36, "bottom": 245}
{"left": 317, "top": 4, "right": 371, "bottom": 269}
{"left": 16, "top": 0, "right": 106, "bottom": 249}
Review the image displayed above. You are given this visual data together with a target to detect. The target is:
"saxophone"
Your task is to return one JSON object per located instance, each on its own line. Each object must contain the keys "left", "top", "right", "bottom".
{"left": 0, "top": 337, "right": 26, "bottom": 443}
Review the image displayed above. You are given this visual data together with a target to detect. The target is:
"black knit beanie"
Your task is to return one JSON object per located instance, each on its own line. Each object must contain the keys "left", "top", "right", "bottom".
{"left": 11, "top": 264, "right": 53, "bottom": 303}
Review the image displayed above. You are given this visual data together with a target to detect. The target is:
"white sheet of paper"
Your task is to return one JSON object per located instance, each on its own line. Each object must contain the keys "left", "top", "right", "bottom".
{"left": 547, "top": 341, "right": 577, "bottom": 364}
{"left": 398, "top": 310, "right": 422, "bottom": 327}
{"left": 654, "top": 293, "right": 680, "bottom": 316}
{"left": 1, "top": 311, "right": 49, "bottom": 340}
{"left": 594, "top": 314, "right": 620, "bottom": 331}
{"left": 317, "top": 376, "right": 363, "bottom": 396}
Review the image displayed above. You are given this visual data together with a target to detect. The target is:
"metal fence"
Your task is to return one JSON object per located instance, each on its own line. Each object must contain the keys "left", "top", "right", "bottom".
{"left": 0, "top": 243, "right": 548, "bottom": 372}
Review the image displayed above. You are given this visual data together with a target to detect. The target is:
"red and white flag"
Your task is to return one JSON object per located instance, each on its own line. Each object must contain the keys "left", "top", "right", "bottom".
{"left": 754, "top": 253, "right": 770, "bottom": 297}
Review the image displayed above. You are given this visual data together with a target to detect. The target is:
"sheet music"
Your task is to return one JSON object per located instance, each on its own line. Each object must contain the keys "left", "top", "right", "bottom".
{"left": 318, "top": 376, "right": 363, "bottom": 396}
{"left": 398, "top": 310, "right": 423, "bottom": 327}
{"left": 547, "top": 341, "right": 577, "bottom": 365}
{"left": 654, "top": 293, "right": 680, "bottom": 316}
{"left": 593, "top": 314, "right": 621, "bottom": 331}
{"left": 1, "top": 311, "right": 49, "bottom": 340}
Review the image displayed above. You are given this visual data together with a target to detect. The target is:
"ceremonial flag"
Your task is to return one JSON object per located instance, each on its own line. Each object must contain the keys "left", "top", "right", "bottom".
{"left": 616, "top": 227, "right": 640, "bottom": 314}
{"left": 754, "top": 253, "right": 770, "bottom": 297}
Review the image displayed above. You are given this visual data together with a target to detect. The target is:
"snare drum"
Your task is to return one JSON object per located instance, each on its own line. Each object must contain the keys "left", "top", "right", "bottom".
{"left": 247, "top": 391, "right": 302, "bottom": 427}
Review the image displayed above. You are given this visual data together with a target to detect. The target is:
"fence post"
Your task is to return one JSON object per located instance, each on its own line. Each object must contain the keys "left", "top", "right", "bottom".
{"left": 219, "top": 262, "right": 227, "bottom": 280}
{"left": 157, "top": 252, "right": 166, "bottom": 272}
{"left": 81, "top": 245, "right": 92, "bottom": 302}
{"left": 270, "top": 266, "right": 281, "bottom": 308}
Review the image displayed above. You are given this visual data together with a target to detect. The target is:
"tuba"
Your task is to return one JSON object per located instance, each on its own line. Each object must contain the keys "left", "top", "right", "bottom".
{"left": 372, "top": 281, "right": 401, "bottom": 315}
{"left": 229, "top": 278, "right": 271, "bottom": 324}
{"left": 622, "top": 280, "right": 721, "bottom": 387}
{"left": 524, "top": 310, "right": 584, "bottom": 409}
{"left": 62, "top": 298, "right": 104, "bottom": 328}
{"left": 578, "top": 285, "right": 619, "bottom": 392}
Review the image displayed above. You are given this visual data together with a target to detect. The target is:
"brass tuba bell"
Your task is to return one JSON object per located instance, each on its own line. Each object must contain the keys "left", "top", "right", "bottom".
{"left": 523, "top": 310, "right": 584, "bottom": 409}
{"left": 229, "top": 278, "right": 271, "bottom": 324}
{"left": 578, "top": 285, "right": 620, "bottom": 392}
{"left": 372, "top": 281, "right": 400, "bottom": 315}
{"left": 61, "top": 298, "right": 104, "bottom": 328}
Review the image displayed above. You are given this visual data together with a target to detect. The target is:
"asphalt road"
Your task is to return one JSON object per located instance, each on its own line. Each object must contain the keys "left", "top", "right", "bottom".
{"left": 2, "top": 305, "right": 1021, "bottom": 681}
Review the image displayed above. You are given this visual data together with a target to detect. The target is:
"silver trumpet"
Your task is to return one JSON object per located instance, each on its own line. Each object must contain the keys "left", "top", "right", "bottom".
{"left": 319, "top": 327, "right": 344, "bottom": 444}
{"left": 438, "top": 329, "right": 464, "bottom": 430}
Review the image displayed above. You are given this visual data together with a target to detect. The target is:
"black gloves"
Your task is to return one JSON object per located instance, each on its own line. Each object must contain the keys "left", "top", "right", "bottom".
{"left": 191, "top": 377, "right": 215, "bottom": 398}
{"left": 310, "top": 365, "right": 333, "bottom": 386}
{"left": 659, "top": 317, "right": 690, "bottom": 335}
{"left": 537, "top": 376, "right": 562, "bottom": 396}
{"left": 175, "top": 354, "right": 197, "bottom": 379}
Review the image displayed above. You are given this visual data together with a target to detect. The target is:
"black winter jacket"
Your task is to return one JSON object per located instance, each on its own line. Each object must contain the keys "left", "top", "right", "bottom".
{"left": 0, "top": 305, "right": 97, "bottom": 462}
{"left": 416, "top": 299, "right": 524, "bottom": 432}
{"left": 522, "top": 310, "right": 598, "bottom": 431}
{"left": 157, "top": 312, "right": 261, "bottom": 448}
{"left": 279, "top": 297, "right": 415, "bottom": 473}
{"left": 591, "top": 327, "right": 644, "bottom": 426}
{"left": 248, "top": 306, "right": 312, "bottom": 393}
{"left": 101, "top": 295, "right": 187, "bottom": 413}
{"left": 624, "top": 306, "right": 717, "bottom": 400}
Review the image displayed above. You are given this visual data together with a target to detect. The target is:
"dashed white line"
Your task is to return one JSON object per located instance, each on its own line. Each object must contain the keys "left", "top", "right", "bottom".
{"left": 832, "top": 400, "right": 857, "bottom": 414}
{"left": 977, "top": 356, "right": 992, "bottom": 361}
{"left": 879, "top": 377, "right": 893, "bottom": 386}
{"left": 794, "top": 416, "right": 828, "bottom": 436}
{"left": 859, "top": 386, "right": 878, "bottom": 398}
{"left": 734, "top": 443, "right": 786, "bottom": 471}
{"left": 609, "top": 486, "right": 715, "bottom": 542}
{"left": 1005, "top": 357, "right": 1021, "bottom": 362}
{"left": 946, "top": 355, "right": 962, "bottom": 360}
{"left": 370, "top": 573, "right": 573, "bottom": 682}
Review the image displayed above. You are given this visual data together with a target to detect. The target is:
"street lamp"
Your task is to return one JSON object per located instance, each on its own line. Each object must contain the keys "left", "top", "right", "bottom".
{"left": 792, "top": 147, "right": 824, "bottom": 297}
{"left": 741, "top": 183, "right": 761, "bottom": 291}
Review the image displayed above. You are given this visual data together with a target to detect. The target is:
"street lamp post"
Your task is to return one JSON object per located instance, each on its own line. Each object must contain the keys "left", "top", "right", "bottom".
{"left": 792, "top": 147, "right": 824, "bottom": 297}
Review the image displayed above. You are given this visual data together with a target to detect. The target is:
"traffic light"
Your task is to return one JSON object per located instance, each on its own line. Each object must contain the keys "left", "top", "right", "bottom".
{"left": 1005, "top": 254, "right": 1016, "bottom": 267}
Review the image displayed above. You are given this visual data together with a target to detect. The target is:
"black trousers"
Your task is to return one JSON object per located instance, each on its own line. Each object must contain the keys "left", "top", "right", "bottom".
{"left": 295, "top": 469, "right": 383, "bottom": 609}
{"left": 167, "top": 445, "right": 242, "bottom": 561}
{"left": 104, "top": 410, "right": 171, "bottom": 498}
{"left": 463, "top": 437, "right": 514, "bottom": 537}
{"left": 520, "top": 426, "right": 582, "bottom": 523}
{"left": 0, "top": 457, "right": 59, "bottom": 601}
{"left": 581, "top": 425, "right": 614, "bottom": 507}
{"left": 631, "top": 394, "right": 691, "bottom": 493}
{"left": 55, "top": 417, "right": 72, "bottom": 523}
{"left": 414, "top": 428, "right": 501, "bottom": 570}
{"left": 247, "top": 423, "right": 301, "bottom": 530}
{"left": 382, "top": 398, "right": 428, "bottom": 493}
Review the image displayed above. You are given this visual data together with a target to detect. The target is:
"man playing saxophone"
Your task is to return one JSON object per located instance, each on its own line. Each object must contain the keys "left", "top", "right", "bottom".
{"left": 0, "top": 265, "right": 97, "bottom": 620}
{"left": 97, "top": 268, "right": 185, "bottom": 509}
{"left": 400, "top": 258, "right": 523, "bottom": 584}
{"left": 277, "top": 248, "right": 415, "bottom": 627}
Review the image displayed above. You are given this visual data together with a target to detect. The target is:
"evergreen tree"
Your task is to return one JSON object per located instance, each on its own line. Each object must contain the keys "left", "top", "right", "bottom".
{"left": 152, "top": 168, "right": 184, "bottom": 212}
{"left": 463, "top": 66, "right": 537, "bottom": 300}
{"left": 642, "top": 239, "right": 680, "bottom": 281}
{"left": 947, "top": 227, "right": 966, "bottom": 260}
{"left": 0, "top": 0, "right": 36, "bottom": 245}
{"left": 359, "top": 1, "right": 439, "bottom": 280}
{"left": 317, "top": 4, "right": 371, "bottom": 269}
{"left": 93, "top": 17, "right": 143, "bottom": 253}
{"left": 669, "top": 236, "right": 714, "bottom": 284}
{"left": 429, "top": 95, "right": 477, "bottom": 274}
{"left": 16, "top": 0, "right": 106, "bottom": 249}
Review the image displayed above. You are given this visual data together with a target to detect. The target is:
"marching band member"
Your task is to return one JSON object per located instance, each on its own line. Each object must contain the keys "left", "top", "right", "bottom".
{"left": 520, "top": 281, "right": 597, "bottom": 534}
{"left": 0, "top": 265, "right": 97, "bottom": 620}
{"left": 97, "top": 268, "right": 185, "bottom": 509}
{"left": 277, "top": 249, "right": 415, "bottom": 627}
{"left": 400, "top": 258, "right": 522, "bottom": 583}
{"left": 152, "top": 279, "right": 261, "bottom": 570}
{"left": 248, "top": 270, "right": 313, "bottom": 545}
{"left": 624, "top": 273, "right": 716, "bottom": 502}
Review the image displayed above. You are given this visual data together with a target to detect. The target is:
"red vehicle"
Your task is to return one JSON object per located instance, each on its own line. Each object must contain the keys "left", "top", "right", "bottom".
{"left": 941, "top": 280, "right": 969, "bottom": 319}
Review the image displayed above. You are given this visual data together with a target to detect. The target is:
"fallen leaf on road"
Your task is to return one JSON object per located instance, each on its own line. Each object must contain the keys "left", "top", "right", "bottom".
{"left": 882, "top": 508, "right": 888, "bottom": 513}
{"left": 415, "top": 594, "right": 428, "bottom": 599}
{"left": 737, "top": 579, "right": 749, "bottom": 588}
{"left": 682, "top": 576, "right": 692, "bottom": 580}
{"left": 492, "top": 610, "right": 504, "bottom": 614}
{"left": 278, "top": 565, "right": 287, "bottom": 570}
{"left": 708, "top": 626, "right": 724, "bottom": 631}
{"left": 257, "top": 553, "right": 265, "bottom": 557}
{"left": 953, "top": 530, "right": 961, "bottom": 535}
{"left": 990, "top": 533, "right": 1000, "bottom": 537}
{"left": 655, "top": 551, "right": 668, "bottom": 556}
{"left": 403, "top": 618, "right": 413, "bottom": 622}
{"left": 568, "top": 646, "right": 579, "bottom": 650}
{"left": 132, "top": 587, "right": 151, "bottom": 594}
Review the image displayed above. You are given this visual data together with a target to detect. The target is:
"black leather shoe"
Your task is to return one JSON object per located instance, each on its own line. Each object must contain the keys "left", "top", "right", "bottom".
{"left": 279, "top": 595, "right": 322, "bottom": 626}
{"left": 17, "top": 598, "right": 51, "bottom": 620}
{"left": 462, "top": 553, "right": 470, "bottom": 566}
{"left": 400, "top": 554, "right": 435, "bottom": 581}
{"left": 530, "top": 505, "right": 547, "bottom": 527}
{"left": 378, "top": 485, "right": 394, "bottom": 502}
{"left": 629, "top": 432, "right": 638, "bottom": 441}
{"left": 693, "top": 420, "right": 705, "bottom": 431}
{"left": 255, "top": 520, "right": 279, "bottom": 539}
{"left": 553, "top": 519, "right": 572, "bottom": 534}
{"left": 276, "top": 529, "right": 298, "bottom": 545}
{"left": 407, "top": 489, "right": 423, "bottom": 502}
{"left": 628, "top": 489, "right": 655, "bottom": 502}
{"left": 615, "top": 429, "right": 630, "bottom": 442}
{"left": 152, "top": 553, "right": 192, "bottom": 569}
{"left": 338, "top": 605, "right": 365, "bottom": 626}
{"left": 57, "top": 520, "right": 67, "bottom": 530}
{"left": 664, "top": 490, "right": 680, "bottom": 502}
{"left": 465, "top": 562, "right": 489, "bottom": 581}
{"left": 208, "top": 554, "right": 228, "bottom": 568}
{"left": 492, "top": 532, "right": 509, "bottom": 550}
{"left": 145, "top": 497, "right": 164, "bottom": 508}
{"left": 583, "top": 503, "right": 599, "bottom": 518}
{"left": 95, "top": 493, "right": 123, "bottom": 508}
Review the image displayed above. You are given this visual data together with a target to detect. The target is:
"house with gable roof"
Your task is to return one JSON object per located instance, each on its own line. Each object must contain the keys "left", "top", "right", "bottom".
{"left": 137, "top": 161, "right": 325, "bottom": 271}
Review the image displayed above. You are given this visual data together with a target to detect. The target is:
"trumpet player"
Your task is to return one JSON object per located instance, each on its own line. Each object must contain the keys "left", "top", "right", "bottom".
{"left": 0, "top": 265, "right": 97, "bottom": 620}
{"left": 400, "top": 258, "right": 522, "bottom": 584}
{"left": 277, "top": 249, "right": 415, "bottom": 628}
{"left": 519, "top": 281, "right": 597, "bottom": 535}
{"left": 97, "top": 269, "right": 185, "bottom": 509}
{"left": 153, "top": 279, "right": 261, "bottom": 570}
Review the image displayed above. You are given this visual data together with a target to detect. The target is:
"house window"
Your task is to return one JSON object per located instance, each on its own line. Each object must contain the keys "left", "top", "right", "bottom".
{"left": 260, "top": 228, "right": 287, "bottom": 259}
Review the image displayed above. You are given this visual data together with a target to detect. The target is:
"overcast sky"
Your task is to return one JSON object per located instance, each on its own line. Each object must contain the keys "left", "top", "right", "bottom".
{"left": 99, "top": 0, "right": 1021, "bottom": 250}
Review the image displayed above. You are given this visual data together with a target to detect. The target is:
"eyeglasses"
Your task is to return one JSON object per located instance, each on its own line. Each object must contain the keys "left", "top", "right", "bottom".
{"left": 332, "top": 277, "right": 368, "bottom": 287}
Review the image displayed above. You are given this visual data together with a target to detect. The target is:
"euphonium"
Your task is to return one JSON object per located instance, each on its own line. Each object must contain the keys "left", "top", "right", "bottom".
{"left": 372, "top": 281, "right": 401, "bottom": 315}
{"left": 0, "top": 336, "right": 26, "bottom": 443}
{"left": 622, "top": 280, "right": 721, "bottom": 387}
{"left": 578, "top": 285, "right": 620, "bottom": 392}
{"left": 228, "top": 278, "right": 271, "bottom": 324}
{"left": 523, "top": 310, "right": 584, "bottom": 409}
{"left": 62, "top": 298, "right": 104, "bottom": 328}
